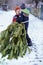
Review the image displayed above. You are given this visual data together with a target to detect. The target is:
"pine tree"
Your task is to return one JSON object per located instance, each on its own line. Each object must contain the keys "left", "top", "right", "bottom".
{"left": 0, "top": 22, "right": 30, "bottom": 59}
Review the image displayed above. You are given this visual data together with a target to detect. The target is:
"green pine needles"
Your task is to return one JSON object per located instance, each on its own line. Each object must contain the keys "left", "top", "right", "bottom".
{"left": 0, "top": 22, "right": 30, "bottom": 59}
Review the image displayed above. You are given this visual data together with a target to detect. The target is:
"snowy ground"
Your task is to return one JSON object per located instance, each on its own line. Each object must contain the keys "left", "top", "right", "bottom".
{"left": 0, "top": 10, "right": 43, "bottom": 65}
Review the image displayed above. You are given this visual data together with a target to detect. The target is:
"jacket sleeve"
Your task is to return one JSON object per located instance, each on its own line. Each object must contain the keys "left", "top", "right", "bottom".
{"left": 21, "top": 12, "right": 29, "bottom": 21}
{"left": 23, "top": 15, "right": 29, "bottom": 21}
{"left": 12, "top": 16, "right": 16, "bottom": 22}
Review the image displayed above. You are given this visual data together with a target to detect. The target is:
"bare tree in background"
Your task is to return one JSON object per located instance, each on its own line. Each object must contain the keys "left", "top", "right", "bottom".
{"left": 35, "top": 0, "right": 39, "bottom": 8}
{"left": 32, "top": 0, "right": 40, "bottom": 8}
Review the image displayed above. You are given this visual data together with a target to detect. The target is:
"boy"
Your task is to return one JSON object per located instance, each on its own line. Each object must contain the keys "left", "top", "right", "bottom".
{"left": 13, "top": 6, "right": 23, "bottom": 23}
{"left": 13, "top": 6, "right": 32, "bottom": 46}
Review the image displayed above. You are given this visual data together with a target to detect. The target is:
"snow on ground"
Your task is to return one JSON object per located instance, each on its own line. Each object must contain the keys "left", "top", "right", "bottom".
{"left": 0, "top": 10, "right": 15, "bottom": 32}
{"left": 0, "top": 10, "right": 43, "bottom": 65}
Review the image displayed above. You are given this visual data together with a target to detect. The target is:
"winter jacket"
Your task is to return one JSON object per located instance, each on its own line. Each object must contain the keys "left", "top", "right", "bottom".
{"left": 13, "top": 12, "right": 29, "bottom": 23}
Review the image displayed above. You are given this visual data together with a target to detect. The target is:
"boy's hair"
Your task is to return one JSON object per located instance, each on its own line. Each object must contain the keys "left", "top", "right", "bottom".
{"left": 15, "top": 6, "right": 20, "bottom": 11}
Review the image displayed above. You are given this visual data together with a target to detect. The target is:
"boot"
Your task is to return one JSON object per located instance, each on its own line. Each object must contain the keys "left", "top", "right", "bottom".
{"left": 26, "top": 34, "right": 32, "bottom": 46}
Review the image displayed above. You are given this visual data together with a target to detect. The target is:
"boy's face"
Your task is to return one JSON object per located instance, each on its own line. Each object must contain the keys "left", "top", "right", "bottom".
{"left": 16, "top": 9, "right": 21, "bottom": 15}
